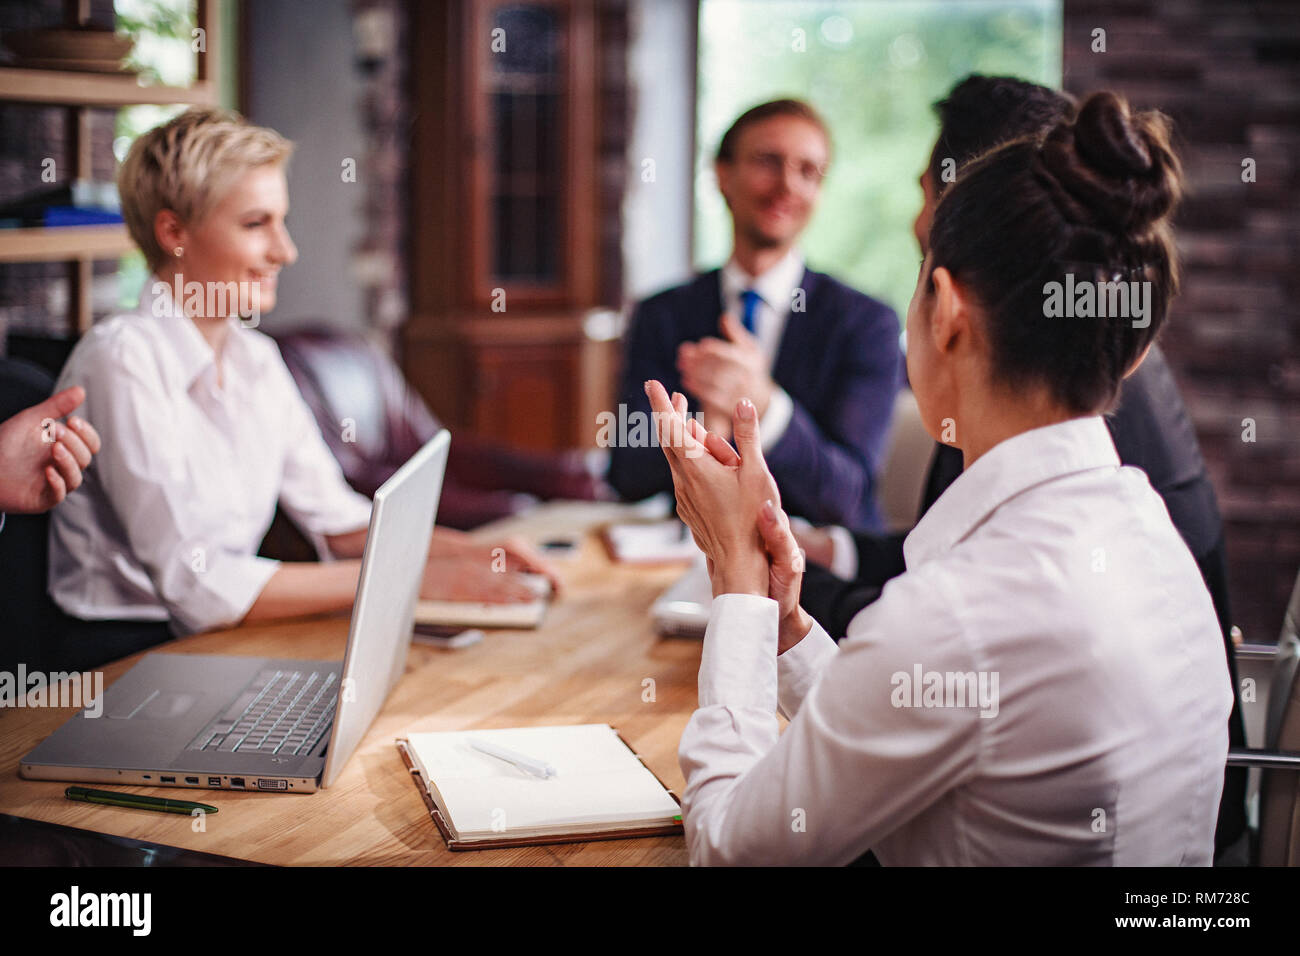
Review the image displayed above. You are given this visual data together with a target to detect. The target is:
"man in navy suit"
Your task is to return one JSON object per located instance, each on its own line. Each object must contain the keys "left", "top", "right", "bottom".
{"left": 607, "top": 100, "right": 902, "bottom": 530}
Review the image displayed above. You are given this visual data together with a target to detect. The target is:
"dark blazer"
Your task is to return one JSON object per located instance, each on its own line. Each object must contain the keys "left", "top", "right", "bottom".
{"left": 607, "top": 267, "right": 903, "bottom": 529}
{"left": 798, "top": 342, "right": 1248, "bottom": 856}
{"left": 803, "top": 345, "right": 1228, "bottom": 631}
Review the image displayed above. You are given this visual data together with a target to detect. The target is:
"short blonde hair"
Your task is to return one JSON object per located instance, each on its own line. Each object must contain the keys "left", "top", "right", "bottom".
{"left": 118, "top": 107, "right": 293, "bottom": 271}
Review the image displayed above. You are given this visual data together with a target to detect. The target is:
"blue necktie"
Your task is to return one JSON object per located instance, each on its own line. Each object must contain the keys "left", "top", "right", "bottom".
{"left": 740, "top": 288, "right": 762, "bottom": 335}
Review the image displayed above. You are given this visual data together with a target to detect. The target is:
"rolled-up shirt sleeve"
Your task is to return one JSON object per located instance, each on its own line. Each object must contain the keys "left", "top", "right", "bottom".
{"left": 677, "top": 571, "right": 980, "bottom": 866}
{"left": 71, "top": 339, "right": 280, "bottom": 635}
{"left": 268, "top": 356, "right": 372, "bottom": 553}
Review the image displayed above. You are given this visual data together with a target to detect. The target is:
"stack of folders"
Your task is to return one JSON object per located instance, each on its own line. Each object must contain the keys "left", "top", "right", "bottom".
{"left": 397, "top": 724, "right": 683, "bottom": 850}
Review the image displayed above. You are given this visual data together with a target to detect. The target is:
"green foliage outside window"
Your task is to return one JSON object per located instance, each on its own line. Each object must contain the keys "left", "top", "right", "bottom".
{"left": 113, "top": 0, "right": 196, "bottom": 306}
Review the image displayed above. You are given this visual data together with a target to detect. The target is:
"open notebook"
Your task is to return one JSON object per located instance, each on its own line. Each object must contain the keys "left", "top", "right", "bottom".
{"left": 397, "top": 724, "right": 682, "bottom": 849}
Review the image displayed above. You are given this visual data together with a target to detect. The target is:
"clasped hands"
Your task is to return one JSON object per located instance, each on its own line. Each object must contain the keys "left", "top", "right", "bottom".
{"left": 644, "top": 379, "right": 812, "bottom": 653}
{"left": 676, "top": 313, "right": 774, "bottom": 441}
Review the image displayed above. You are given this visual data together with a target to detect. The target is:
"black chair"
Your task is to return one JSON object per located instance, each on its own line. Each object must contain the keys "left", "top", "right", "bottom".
{"left": 1227, "top": 568, "right": 1300, "bottom": 865}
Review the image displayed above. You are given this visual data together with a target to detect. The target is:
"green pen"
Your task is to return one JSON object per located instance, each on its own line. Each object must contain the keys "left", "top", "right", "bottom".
{"left": 65, "top": 786, "right": 218, "bottom": 816}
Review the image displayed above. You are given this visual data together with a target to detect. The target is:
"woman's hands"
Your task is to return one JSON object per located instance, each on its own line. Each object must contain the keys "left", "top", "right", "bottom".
{"left": 420, "top": 552, "right": 542, "bottom": 605}
{"left": 425, "top": 526, "right": 563, "bottom": 603}
{"left": 789, "top": 523, "right": 836, "bottom": 570}
{"left": 758, "top": 499, "right": 814, "bottom": 654}
{"left": 645, "top": 379, "right": 812, "bottom": 652}
{"left": 644, "top": 379, "right": 774, "bottom": 598}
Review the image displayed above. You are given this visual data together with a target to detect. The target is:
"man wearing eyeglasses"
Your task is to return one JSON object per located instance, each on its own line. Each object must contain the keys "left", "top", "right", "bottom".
{"left": 608, "top": 99, "right": 902, "bottom": 529}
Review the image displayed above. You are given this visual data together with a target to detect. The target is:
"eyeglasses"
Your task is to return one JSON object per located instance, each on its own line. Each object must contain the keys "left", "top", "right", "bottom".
{"left": 741, "top": 151, "right": 829, "bottom": 187}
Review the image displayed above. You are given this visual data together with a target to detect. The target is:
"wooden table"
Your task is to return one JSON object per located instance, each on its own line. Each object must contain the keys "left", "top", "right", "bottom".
{"left": 0, "top": 504, "right": 701, "bottom": 865}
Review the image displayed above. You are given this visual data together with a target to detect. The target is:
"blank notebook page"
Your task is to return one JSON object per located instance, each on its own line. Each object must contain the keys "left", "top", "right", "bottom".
{"left": 405, "top": 724, "right": 681, "bottom": 839}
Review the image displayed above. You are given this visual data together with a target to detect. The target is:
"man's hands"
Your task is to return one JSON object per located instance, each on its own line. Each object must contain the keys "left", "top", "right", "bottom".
{"left": 676, "top": 313, "right": 775, "bottom": 441}
{"left": 0, "top": 386, "right": 101, "bottom": 514}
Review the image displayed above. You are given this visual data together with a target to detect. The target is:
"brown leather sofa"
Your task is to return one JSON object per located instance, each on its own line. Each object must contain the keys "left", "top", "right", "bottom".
{"left": 273, "top": 327, "right": 607, "bottom": 530}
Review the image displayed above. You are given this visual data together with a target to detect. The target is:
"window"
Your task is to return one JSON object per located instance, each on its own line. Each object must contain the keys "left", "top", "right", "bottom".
{"left": 695, "top": 0, "right": 1062, "bottom": 320}
{"left": 113, "top": 0, "right": 198, "bottom": 306}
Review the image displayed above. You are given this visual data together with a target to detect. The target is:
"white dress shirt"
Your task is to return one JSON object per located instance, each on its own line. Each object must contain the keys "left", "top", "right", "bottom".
{"left": 48, "top": 280, "right": 373, "bottom": 637}
{"left": 678, "top": 416, "right": 1232, "bottom": 865}
{"left": 718, "top": 248, "right": 805, "bottom": 451}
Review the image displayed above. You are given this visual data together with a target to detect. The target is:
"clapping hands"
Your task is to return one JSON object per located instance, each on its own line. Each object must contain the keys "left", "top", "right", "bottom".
{"left": 675, "top": 313, "right": 775, "bottom": 441}
{"left": 644, "top": 380, "right": 812, "bottom": 651}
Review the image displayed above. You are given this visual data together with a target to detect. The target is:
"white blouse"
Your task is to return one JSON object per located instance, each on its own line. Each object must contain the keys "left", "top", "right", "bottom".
{"left": 678, "top": 416, "right": 1233, "bottom": 865}
{"left": 48, "top": 280, "right": 373, "bottom": 636}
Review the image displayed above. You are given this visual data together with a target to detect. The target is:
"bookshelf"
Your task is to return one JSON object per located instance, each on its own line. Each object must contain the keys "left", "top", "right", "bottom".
{"left": 0, "top": 0, "right": 223, "bottom": 333}
{"left": 0, "top": 224, "right": 135, "bottom": 263}
{"left": 0, "top": 67, "right": 218, "bottom": 108}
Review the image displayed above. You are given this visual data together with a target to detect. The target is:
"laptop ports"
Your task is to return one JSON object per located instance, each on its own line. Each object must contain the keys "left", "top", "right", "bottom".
{"left": 230, "top": 777, "right": 245, "bottom": 788}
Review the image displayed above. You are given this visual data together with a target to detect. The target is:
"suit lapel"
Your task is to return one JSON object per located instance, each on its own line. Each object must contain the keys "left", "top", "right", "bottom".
{"left": 696, "top": 269, "right": 724, "bottom": 340}
{"left": 772, "top": 266, "right": 817, "bottom": 390}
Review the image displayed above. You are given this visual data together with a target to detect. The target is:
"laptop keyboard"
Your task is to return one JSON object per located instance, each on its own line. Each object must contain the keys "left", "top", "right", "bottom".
{"left": 187, "top": 669, "right": 337, "bottom": 757}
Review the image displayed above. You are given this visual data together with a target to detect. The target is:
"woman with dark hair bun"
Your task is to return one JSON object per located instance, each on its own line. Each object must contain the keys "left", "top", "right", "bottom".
{"left": 643, "top": 91, "right": 1233, "bottom": 865}
{"left": 924, "top": 90, "right": 1183, "bottom": 416}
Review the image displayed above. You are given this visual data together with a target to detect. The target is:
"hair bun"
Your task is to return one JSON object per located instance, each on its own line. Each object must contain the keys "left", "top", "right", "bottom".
{"left": 1075, "top": 92, "right": 1151, "bottom": 176}
{"left": 1037, "top": 91, "right": 1181, "bottom": 234}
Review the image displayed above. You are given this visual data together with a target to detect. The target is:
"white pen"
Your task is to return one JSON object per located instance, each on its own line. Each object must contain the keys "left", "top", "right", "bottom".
{"left": 468, "top": 737, "right": 557, "bottom": 779}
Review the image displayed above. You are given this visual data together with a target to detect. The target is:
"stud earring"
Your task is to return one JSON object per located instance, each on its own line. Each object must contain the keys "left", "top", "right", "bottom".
{"left": 173, "top": 247, "right": 183, "bottom": 257}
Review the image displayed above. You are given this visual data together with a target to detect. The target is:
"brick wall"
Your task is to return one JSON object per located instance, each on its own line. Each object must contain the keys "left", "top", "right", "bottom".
{"left": 1063, "top": 0, "right": 1300, "bottom": 642}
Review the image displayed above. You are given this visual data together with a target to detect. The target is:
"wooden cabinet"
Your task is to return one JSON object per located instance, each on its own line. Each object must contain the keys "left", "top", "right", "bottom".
{"left": 405, "top": 0, "right": 623, "bottom": 451}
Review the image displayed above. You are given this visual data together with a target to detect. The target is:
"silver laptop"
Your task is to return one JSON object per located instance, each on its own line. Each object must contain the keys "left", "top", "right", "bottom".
{"left": 20, "top": 430, "right": 450, "bottom": 794}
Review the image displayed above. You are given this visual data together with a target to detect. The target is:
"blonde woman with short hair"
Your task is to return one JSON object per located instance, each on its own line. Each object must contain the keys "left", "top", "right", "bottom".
{"left": 49, "top": 108, "right": 554, "bottom": 669}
